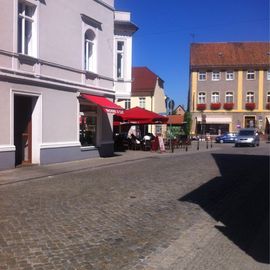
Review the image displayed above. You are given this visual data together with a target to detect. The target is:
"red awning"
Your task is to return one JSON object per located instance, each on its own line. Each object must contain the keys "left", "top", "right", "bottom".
{"left": 114, "top": 106, "right": 168, "bottom": 124}
{"left": 81, "top": 94, "right": 124, "bottom": 114}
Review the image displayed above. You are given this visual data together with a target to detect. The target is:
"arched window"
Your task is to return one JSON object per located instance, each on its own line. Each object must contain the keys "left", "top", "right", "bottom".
{"left": 211, "top": 92, "right": 220, "bottom": 103}
{"left": 225, "top": 92, "right": 233, "bottom": 103}
{"left": 246, "top": 92, "right": 254, "bottom": 103}
{"left": 198, "top": 92, "right": 206, "bottom": 104}
{"left": 84, "top": 29, "right": 96, "bottom": 72}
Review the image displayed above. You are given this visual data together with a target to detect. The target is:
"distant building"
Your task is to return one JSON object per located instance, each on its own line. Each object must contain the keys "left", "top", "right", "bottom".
{"left": 0, "top": 0, "right": 136, "bottom": 170}
{"left": 174, "top": 104, "right": 185, "bottom": 116}
{"left": 117, "top": 66, "right": 167, "bottom": 135}
{"left": 188, "top": 42, "right": 270, "bottom": 136}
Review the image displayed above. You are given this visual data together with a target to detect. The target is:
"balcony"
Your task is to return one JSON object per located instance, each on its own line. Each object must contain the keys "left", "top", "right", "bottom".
{"left": 196, "top": 103, "right": 206, "bottom": 111}
{"left": 210, "top": 102, "right": 221, "bottom": 110}
{"left": 223, "top": 102, "right": 234, "bottom": 110}
{"left": 245, "top": 102, "right": 256, "bottom": 110}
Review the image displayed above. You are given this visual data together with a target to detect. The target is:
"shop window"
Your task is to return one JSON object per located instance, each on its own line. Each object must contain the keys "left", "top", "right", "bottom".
{"left": 80, "top": 115, "right": 97, "bottom": 147}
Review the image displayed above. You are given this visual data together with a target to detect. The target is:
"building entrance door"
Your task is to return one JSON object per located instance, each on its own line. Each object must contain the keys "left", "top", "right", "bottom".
{"left": 14, "top": 95, "right": 34, "bottom": 166}
{"left": 245, "top": 116, "right": 256, "bottom": 128}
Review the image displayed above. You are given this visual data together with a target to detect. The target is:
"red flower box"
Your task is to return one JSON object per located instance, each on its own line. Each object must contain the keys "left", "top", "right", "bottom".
{"left": 266, "top": 103, "right": 270, "bottom": 110}
{"left": 245, "top": 102, "right": 256, "bottom": 110}
{"left": 223, "top": 102, "right": 234, "bottom": 110}
{"left": 210, "top": 103, "right": 221, "bottom": 110}
{"left": 197, "top": 103, "right": 206, "bottom": 111}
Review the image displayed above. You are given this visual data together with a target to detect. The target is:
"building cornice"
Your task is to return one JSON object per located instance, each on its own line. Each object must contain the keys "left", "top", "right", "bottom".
{"left": 0, "top": 49, "right": 114, "bottom": 82}
{"left": 191, "top": 64, "right": 270, "bottom": 70}
{"left": 0, "top": 68, "right": 115, "bottom": 95}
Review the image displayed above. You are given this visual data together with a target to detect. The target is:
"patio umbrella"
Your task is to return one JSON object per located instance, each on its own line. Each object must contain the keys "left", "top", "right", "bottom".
{"left": 114, "top": 106, "right": 168, "bottom": 125}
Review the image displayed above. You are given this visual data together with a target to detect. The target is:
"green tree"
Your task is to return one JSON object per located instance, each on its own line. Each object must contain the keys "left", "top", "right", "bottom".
{"left": 183, "top": 112, "right": 192, "bottom": 135}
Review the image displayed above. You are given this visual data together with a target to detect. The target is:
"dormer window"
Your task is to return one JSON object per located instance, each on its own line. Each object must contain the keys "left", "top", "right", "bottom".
{"left": 226, "top": 71, "right": 234, "bottom": 80}
{"left": 212, "top": 71, "right": 220, "bottom": 81}
{"left": 246, "top": 70, "right": 255, "bottom": 80}
{"left": 198, "top": 71, "right": 206, "bottom": 81}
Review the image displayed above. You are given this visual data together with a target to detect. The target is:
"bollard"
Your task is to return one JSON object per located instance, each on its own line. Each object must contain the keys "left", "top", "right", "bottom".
{"left": 206, "top": 139, "right": 208, "bottom": 149}
{"left": 211, "top": 138, "right": 213, "bottom": 148}
{"left": 185, "top": 143, "right": 188, "bottom": 151}
{"left": 197, "top": 139, "right": 199, "bottom": 150}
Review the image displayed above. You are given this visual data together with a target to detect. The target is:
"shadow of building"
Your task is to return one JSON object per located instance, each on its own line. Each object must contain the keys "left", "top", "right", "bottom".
{"left": 179, "top": 153, "right": 269, "bottom": 264}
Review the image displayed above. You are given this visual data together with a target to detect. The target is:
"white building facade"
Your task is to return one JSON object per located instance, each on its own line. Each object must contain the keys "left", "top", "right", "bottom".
{"left": 0, "top": 0, "right": 136, "bottom": 170}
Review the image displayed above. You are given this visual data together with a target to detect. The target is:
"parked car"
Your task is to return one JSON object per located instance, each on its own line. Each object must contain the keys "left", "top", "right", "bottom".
{"left": 215, "top": 132, "right": 237, "bottom": 143}
{"left": 235, "top": 128, "right": 260, "bottom": 147}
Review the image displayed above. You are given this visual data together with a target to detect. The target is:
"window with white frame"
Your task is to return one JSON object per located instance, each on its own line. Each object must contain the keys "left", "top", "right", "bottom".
{"left": 226, "top": 71, "right": 234, "bottom": 80}
{"left": 124, "top": 99, "right": 131, "bottom": 109}
{"left": 246, "top": 70, "right": 255, "bottom": 80}
{"left": 116, "top": 41, "right": 124, "bottom": 79}
{"left": 85, "top": 29, "right": 96, "bottom": 72}
{"left": 225, "top": 92, "right": 234, "bottom": 103}
{"left": 18, "top": 1, "right": 36, "bottom": 56}
{"left": 267, "top": 92, "right": 270, "bottom": 103}
{"left": 211, "top": 92, "right": 220, "bottom": 103}
{"left": 139, "top": 97, "right": 146, "bottom": 109}
{"left": 198, "top": 92, "right": 206, "bottom": 104}
{"left": 212, "top": 71, "right": 220, "bottom": 81}
{"left": 267, "top": 70, "right": 270, "bottom": 80}
{"left": 246, "top": 92, "right": 255, "bottom": 103}
{"left": 198, "top": 71, "right": 207, "bottom": 81}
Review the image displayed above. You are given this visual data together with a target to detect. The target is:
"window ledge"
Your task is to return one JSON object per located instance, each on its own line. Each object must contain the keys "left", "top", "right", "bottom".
{"left": 18, "top": 53, "right": 38, "bottom": 65}
{"left": 85, "top": 70, "right": 98, "bottom": 79}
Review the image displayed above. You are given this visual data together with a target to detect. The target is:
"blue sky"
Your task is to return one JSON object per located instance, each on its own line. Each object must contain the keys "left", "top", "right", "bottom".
{"left": 115, "top": 0, "right": 269, "bottom": 109}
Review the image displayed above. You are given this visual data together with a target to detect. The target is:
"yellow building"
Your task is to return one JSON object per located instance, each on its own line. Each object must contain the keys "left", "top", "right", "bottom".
{"left": 117, "top": 67, "right": 167, "bottom": 136}
{"left": 188, "top": 42, "right": 270, "bottom": 136}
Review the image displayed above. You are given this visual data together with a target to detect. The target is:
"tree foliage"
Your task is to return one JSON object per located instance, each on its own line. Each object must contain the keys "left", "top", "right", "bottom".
{"left": 183, "top": 112, "right": 192, "bottom": 135}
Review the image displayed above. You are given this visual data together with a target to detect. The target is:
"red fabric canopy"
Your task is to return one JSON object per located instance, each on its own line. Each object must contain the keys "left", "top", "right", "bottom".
{"left": 114, "top": 106, "right": 168, "bottom": 124}
{"left": 81, "top": 94, "right": 124, "bottom": 114}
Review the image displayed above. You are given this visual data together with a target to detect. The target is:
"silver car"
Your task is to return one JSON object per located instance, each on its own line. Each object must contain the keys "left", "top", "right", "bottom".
{"left": 235, "top": 128, "right": 260, "bottom": 147}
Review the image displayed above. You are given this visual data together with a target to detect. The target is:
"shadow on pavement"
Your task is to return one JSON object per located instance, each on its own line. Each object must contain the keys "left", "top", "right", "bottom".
{"left": 179, "top": 153, "right": 269, "bottom": 264}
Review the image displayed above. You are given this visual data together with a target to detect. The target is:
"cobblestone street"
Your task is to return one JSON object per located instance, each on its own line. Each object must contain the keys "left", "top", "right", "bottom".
{"left": 0, "top": 143, "right": 269, "bottom": 269}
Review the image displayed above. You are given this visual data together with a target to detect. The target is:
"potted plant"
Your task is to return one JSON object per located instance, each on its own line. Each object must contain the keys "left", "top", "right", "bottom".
{"left": 210, "top": 102, "right": 221, "bottom": 110}
{"left": 245, "top": 102, "right": 256, "bottom": 110}
{"left": 223, "top": 102, "right": 234, "bottom": 110}
{"left": 197, "top": 103, "right": 206, "bottom": 111}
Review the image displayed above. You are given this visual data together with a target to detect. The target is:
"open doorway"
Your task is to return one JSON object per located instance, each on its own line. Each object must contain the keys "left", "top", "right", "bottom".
{"left": 14, "top": 95, "right": 37, "bottom": 166}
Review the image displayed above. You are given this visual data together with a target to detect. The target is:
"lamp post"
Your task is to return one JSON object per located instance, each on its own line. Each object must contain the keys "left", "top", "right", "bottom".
{"left": 166, "top": 97, "right": 175, "bottom": 153}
